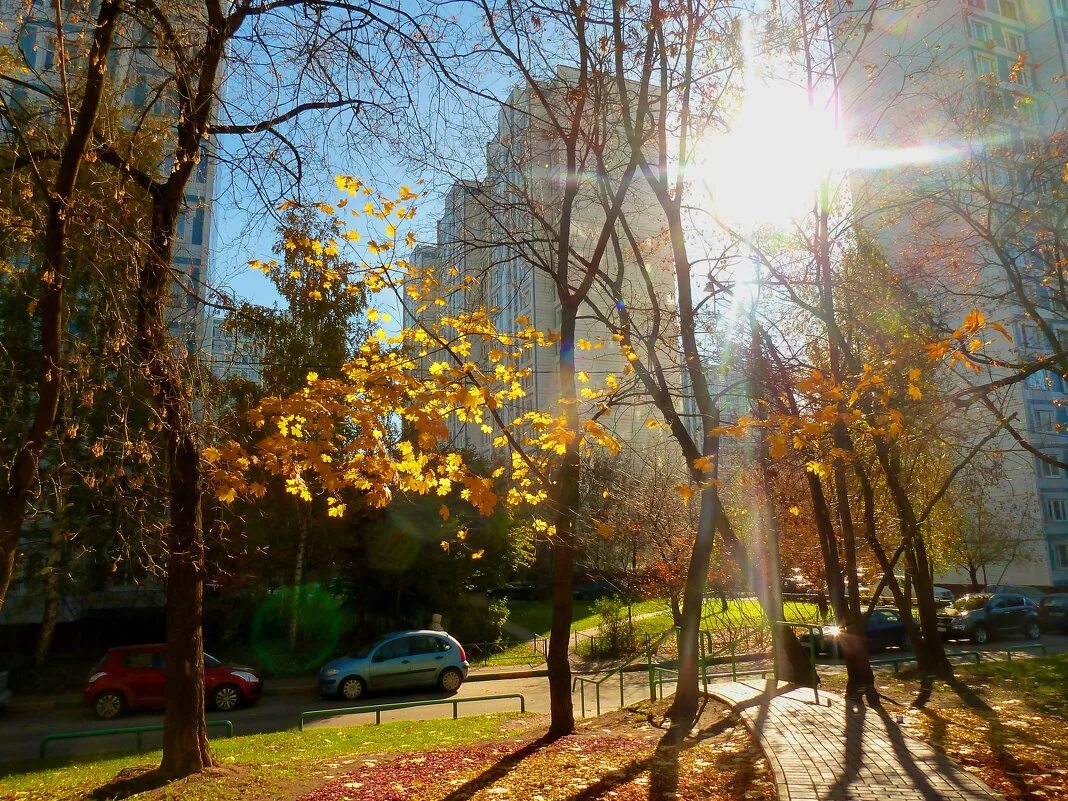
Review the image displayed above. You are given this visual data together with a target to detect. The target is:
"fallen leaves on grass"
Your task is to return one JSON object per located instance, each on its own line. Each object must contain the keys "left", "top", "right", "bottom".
{"left": 300, "top": 704, "right": 773, "bottom": 801}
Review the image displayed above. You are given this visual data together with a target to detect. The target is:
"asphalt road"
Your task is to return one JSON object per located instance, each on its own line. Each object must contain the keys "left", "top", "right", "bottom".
{"left": 0, "top": 670, "right": 668, "bottom": 766}
{"left": 2, "top": 633, "right": 1064, "bottom": 768}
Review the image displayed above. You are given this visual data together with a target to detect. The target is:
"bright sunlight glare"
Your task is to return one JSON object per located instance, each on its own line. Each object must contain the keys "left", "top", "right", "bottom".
{"left": 697, "top": 75, "right": 846, "bottom": 230}
{"left": 695, "top": 23, "right": 962, "bottom": 231}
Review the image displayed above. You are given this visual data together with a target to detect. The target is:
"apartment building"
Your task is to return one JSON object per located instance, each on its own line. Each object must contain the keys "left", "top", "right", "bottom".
{"left": 1, "top": 0, "right": 215, "bottom": 352}
{"left": 205, "top": 313, "right": 263, "bottom": 384}
{"left": 835, "top": 0, "right": 1068, "bottom": 586}
{"left": 407, "top": 67, "right": 680, "bottom": 463}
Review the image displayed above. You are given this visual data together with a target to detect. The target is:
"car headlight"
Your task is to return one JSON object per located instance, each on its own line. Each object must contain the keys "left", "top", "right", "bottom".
{"left": 321, "top": 668, "right": 339, "bottom": 677}
{"left": 823, "top": 625, "right": 841, "bottom": 638}
{"left": 231, "top": 671, "right": 259, "bottom": 683}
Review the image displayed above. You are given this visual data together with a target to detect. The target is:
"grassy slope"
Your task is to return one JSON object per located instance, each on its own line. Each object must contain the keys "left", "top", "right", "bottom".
{"left": 0, "top": 714, "right": 525, "bottom": 801}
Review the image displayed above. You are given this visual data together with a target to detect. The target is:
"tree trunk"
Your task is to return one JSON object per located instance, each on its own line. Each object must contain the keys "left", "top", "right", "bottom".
{"left": 35, "top": 474, "right": 68, "bottom": 665}
{"left": 138, "top": 196, "right": 213, "bottom": 777}
{"left": 545, "top": 302, "right": 581, "bottom": 740}
{"left": 0, "top": 0, "right": 121, "bottom": 611}
{"left": 875, "top": 441, "right": 952, "bottom": 679}
{"left": 288, "top": 508, "right": 307, "bottom": 649}
{"left": 967, "top": 563, "right": 979, "bottom": 591}
{"left": 670, "top": 484, "right": 717, "bottom": 729}
{"left": 159, "top": 427, "right": 212, "bottom": 777}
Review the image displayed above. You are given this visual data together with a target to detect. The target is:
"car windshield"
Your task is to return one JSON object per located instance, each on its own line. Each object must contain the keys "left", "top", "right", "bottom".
{"left": 1042, "top": 595, "right": 1068, "bottom": 608}
{"left": 952, "top": 594, "right": 989, "bottom": 611}
{"left": 204, "top": 654, "right": 221, "bottom": 668}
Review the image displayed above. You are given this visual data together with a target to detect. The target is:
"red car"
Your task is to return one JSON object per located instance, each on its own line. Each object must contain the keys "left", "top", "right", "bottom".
{"left": 84, "top": 644, "right": 263, "bottom": 720}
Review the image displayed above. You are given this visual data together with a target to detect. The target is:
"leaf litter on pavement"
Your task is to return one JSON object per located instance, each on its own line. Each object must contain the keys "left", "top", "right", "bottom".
{"left": 301, "top": 699, "right": 773, "bottom": 801}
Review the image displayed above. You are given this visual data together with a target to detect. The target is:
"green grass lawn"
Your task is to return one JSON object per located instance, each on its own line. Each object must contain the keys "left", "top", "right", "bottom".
{"left": 0, "top": 714, "right": 528, "bottom": 801}
{"left": 506, "top": 598, "right": 670, "bottom": 637}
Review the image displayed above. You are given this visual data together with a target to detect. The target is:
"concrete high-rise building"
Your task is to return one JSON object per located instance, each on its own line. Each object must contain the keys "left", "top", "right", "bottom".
{"left": 205, "top": 313, "right": 263, "bottom": 384}
{"left": 835, "top": 0, "right": 1068, "bottom": 586}
{"left": 407, "top": 67, "right": 679, "bottom": 463}
{"left": 1, "top": 0, "right": 215, "bottom": 352}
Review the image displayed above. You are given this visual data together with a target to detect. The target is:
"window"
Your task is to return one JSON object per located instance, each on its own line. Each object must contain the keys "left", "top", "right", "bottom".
{"left": 1015, "top": 101, "right": 1038, "bottom": 126}
{"left": 121, "top": 652, "right": 154, "bottom": 669}
{"left": 1059, "top": 20, "right": 1068, "bottom": 46}
{"left": 975, "top": 52, "right": 998, "bottom": 79}
{"left": 1035, "top": 408, "right": 1056, "bottom": 433}
{"left": 998, "top": 0, "right": 1018, "bottom": 20}
{"left": 1055, "top": 0, "right": 1068, "bottom": 15}
{"left": 969, "top": 19, "right": 993, "bottom": 42}
{"left": 372, "top": 638, "right": 413, "bottom": 662}
{"left": 1026, "top": 370, "right": 1060, "bottom": 391}
{"left": 1046, "top": 497, "right": 1068, "bottom": 522}
{"left": 1040, "top": 457, "right": 1063, "bottom": 478}
{"left": 1010, "top": 64, "right": 1031, "bottom": 88}
{"left": 1002, "top": 30, "right": 1024, "bottom": 53}
{"left": 966, "top": 0, "right": 987, "bottom": 8}
{"left": 1056, "top": 542, "right": 1068, "bottom": 568}
{"left": 410, "top": 636, "right": 450, "bottom": 654}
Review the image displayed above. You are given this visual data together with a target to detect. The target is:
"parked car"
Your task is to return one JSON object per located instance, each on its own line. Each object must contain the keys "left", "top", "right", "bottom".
{"left": 937, "top": 593, "right": 1041, "bottom": 644}
{"left": 1039, "top": 594, "right": 1068, "bottom": 633}
{"left": 874, "top": 580, "right": 953, "bottom": 608}
{"left": 933, "top": 586, "right": 955, "bottom": 607}
{"left": 983, "top": 584, "right": 1046, "bottom": 604}
{"left": 318, "top": 630, "right": 469, "bottom": 701}
{"left": 84, "top": 645, "right": 262, "bottom": 720}
{"left": 801, "top": 608, "right": 908, "bottom": 655}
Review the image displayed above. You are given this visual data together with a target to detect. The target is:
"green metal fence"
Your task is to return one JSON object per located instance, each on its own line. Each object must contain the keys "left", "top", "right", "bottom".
{"left": 299, "top": 694, "right": 526, "bottom": 731}
{"left": 40, "top": 719, "right": 233, "bottom": 758}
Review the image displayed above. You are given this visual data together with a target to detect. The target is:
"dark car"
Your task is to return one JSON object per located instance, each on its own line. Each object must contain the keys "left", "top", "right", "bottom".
{"left": 1039, "top": 594, "right": 1068, "bottom": 633}
{"left": 84, "top": 645, "right": 262, "bottom": 720}
{"left": 801, "top": 608, "right": 908, "bottom": 655}
{"left": 937, "top": 593, "right": 1041, "bottom": 644}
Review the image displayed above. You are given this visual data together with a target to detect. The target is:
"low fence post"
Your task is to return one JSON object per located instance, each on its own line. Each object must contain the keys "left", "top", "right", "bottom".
{"left": 646, "top": 638, "right": 655, "bottom": 701}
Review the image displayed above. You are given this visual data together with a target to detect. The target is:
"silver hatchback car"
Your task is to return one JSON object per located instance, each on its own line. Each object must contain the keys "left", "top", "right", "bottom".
{"left": 318, "top": 630, "right": 470, "bottom": 700}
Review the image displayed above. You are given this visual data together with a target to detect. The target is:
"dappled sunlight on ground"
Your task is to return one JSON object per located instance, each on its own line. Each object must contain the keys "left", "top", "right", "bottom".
{"left": 301, "top": 701, "right": 773, "bottom": 801}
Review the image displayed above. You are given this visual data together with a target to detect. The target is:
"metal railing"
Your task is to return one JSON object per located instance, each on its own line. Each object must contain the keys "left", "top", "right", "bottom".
{"left": 572, "top": 629, "right": 675, "bottom": 718}
{"left": 299, "top": 694, "right": 526, "bottom": 731}
{"left": 772, "top": 621, "right": 822, "bottom": 703}
{"left": 39, "top": 720, "right": 233, "bottom": 758}
{"left": 464, "top": 637, "right": 547, "bottom": 667}
{"left": 1004, "top": 643, "right": 1047, "bottom": 660}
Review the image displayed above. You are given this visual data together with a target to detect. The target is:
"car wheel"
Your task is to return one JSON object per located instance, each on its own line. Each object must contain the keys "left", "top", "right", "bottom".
{"left": 1025, "top": 621, "right": 1041, "bottom": 640}
{"left": 94, "top": 690, "right": 125, "bottom": 721}
{"left": 438, "top": 668, "right": 463, "bottom": 693}
{"left": 212, "top": 684, "right": 242, "bottom": 712}
{"left": 972, "top": 625, "right": 989, "bottom": 645}
{"left": 339, "top": 676, "right": 365, "bottom": 701}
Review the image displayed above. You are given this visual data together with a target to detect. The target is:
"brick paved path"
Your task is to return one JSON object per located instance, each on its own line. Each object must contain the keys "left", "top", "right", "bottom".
{"left": 707, "top": 680, "right": 1001, "bottom": 801}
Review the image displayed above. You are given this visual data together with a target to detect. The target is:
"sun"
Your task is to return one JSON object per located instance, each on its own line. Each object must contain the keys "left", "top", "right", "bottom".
{"left": 695, "top": 73, "right": 847, "bottom": 231}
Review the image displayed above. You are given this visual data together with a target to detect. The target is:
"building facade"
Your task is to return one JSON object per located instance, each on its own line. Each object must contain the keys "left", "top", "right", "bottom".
{"left": 205, "top": 313, "right": 263, "bottom": 383}
{"left": 407, "top": 68, "right": 680, "bottom": 464}
{"left": 836, "top": 0, "right": 1068, "bottom": 586}
{"left": 1, "top": 0, "right": 215, "bottom": 352}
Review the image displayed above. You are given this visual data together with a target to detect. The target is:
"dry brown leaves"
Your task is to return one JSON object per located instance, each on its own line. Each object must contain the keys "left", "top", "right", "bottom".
{"left": 301, "top": 703, "right": 774, "bottom": 801}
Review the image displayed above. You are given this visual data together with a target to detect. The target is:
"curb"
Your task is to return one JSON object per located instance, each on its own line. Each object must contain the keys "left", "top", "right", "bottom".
{"left": 4, "top": 664, "right": 644, "bottom": 712}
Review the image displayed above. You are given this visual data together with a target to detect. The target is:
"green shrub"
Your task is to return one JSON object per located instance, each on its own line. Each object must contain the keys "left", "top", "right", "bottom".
{"left": 587, "top": 596, "right": 637, "bottom": 658}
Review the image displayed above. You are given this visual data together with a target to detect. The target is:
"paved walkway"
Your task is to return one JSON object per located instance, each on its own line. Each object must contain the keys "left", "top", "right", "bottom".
{"left": 707, "top": 680, "right": 1000, "bottom": 801}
